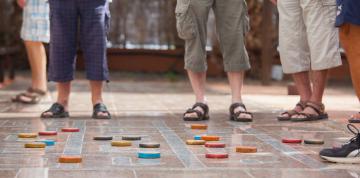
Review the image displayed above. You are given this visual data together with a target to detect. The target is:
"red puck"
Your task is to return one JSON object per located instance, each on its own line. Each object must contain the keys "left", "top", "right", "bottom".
{"left": 205, "top": 153, "right": 229, "bottom": 159}
{"left": 61, "top": 128, "right": 80, "bottom": 132}
{"left": 38, "top": 131, "right": 58, "bottom": 136}
{"left": 205, "top": 142, "right": 226, "bottom": 148}
{"left": 282, "top": 138, "right": 302, "bottom": 144}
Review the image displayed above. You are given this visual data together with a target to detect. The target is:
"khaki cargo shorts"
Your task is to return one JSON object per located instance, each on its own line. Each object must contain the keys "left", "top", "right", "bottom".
{"left": 278, "top": 0, "right": 342, "bottom": 74}
{"left": 175, "top": 0, "right": 251, "bottom": 72}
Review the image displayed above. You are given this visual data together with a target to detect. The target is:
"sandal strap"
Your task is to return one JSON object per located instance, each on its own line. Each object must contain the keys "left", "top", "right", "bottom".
{"left": 27, "top": 87, "right": 47, "bottom": 96}
{"left": 191, "top": 102, "right": 209, "bottom": 114}
{"left": 234, "top": 110, "right": 253, "bottom": 118}
{"left": 184, "top": 108, "right": 202, "bottom": 118}
{"left": 305, "top": 102, "right": 325, "bottom": 115}
{"left": 281, "top": 110, "right": 298, "bottom": 116}
{"left": 43, "top": 103, "right": 65, "bottom": 114}
{"left": 296, "top": 101, "right": 307, "bottom": 110}
{"left": 229, "top": 103, "right": 247, "bottom": 114}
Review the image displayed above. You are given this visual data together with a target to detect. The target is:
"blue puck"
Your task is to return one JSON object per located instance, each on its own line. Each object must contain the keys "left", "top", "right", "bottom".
{"left": 37, "top": 140, "right": 55, "bottom": 146}
{"left": 138, "top": 152, "right": 161, "bottom": 159}
{"left": 194, "top": 135, "right": 202, "bottom": 140}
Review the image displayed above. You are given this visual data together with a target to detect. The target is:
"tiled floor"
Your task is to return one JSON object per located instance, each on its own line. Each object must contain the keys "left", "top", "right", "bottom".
{"left": 0, "top": 74, "right": 359, "bottom": 178}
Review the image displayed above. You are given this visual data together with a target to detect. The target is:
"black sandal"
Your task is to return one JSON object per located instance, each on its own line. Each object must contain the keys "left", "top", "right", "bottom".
{"left": 183, "top": 103, "right": 209, "bottom": 121}
{"left": 41, "top": 103, "right": 69, "bottom": 118}
{"left": 12, "top": 87, "right": 47, "bottom": 104}
{"left": 291, "top": 102, "right": 328, "bottom": 122}
{"left": 277, "top": 101, "right": 307, "bottom": 121}
{"left": 229, "top": 103, "right": 253, "bottom": 122}
{"left": 92, "top": 103, "right": 111, "bottom": 119}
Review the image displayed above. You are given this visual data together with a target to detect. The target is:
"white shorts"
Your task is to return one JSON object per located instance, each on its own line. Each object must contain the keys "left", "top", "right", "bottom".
{"left": 278, "top": 0, "right": 342, "bottom": 74}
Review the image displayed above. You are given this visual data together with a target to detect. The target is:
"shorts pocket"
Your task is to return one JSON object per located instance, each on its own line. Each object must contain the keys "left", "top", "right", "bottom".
{"left": 175, "top": 0, "right": 196, "bottom": 40}
{"left": 321, "top": 0, "right": 337, "bottom": 26}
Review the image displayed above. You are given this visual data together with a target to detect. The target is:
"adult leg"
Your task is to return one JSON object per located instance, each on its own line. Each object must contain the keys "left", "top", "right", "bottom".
{"left": 340, "top": 23, "right": 360, "bottom": 121}
{"left": 79, "top": 0, "right": 110, "bottom": 118}
{"left": 24, "top": 41, "right": 47, "bottom": 91}
{"left": 176, "top": 0, "right": 212, "bottom": 119}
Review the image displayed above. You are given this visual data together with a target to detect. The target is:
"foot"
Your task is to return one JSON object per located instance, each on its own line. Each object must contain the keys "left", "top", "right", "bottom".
{"left": 183, "top": 103, "right": 209, "bottom": 121}
{"left": 349, "top": 112, "right": 360, "bottom": 123}
{"left": 41, "top": 103, "right": 69, "bottom": 118}
{"left": 229, "top": 103, "right": 253, "bottom": 122}
{"left": 278, "top": 101, "right": 306, "bottom": 119}
{"left": 291, "top": 101, "right": 328, "bottom": 121}
{"left": 12, "top": 88, "right": 47, "bottom": 104}
{"left": 92, "top": 103, "right": 111, "bottom": 119}
{"left": 319, "top": 124, "right": 360, "bottom": 164}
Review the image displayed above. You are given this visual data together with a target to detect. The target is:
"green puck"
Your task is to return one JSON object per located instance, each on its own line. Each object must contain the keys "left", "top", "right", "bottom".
{"left": 304, "top": 139, "right": 324, "bottom": 145}
{"left": 93, "top": 136, "right": 113, "bottom": 141}
{"left": 122, "top": 136, "right": 142, "bottom": 141}
{"left": 139, "top": 143, "right": 160, "bottom": 148}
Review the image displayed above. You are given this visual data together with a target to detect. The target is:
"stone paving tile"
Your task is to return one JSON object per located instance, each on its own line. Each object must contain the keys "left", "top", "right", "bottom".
{"left": 0, "top": 76, "right": 359, "bottom": 177}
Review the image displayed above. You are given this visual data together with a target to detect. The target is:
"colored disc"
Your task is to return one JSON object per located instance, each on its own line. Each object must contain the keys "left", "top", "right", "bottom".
{"left": 111, "top": 141, "right": 132, "bottom": 147}
{"left": 201, "top": 135, "right": 220, "bottom": 141}
{"left": 138, "top": 151, "right": 161, "bottom": 159}
{"left": 139, "top": 143, "right": 160, "bottom": 148}
{"left": 304, "top": 139, "right": 324, "bottom": 145}
{"left": 38, "top": 131, "right": 58, "bottom": 136}
{"left": 36, "top": 140, "right": 55, "bottom": 146}
{"left": 186, "top": 140, "right": 206, "bottom": 145}
{"left": 205, "top": 142, "right": 226, "bottom": 148}
{"left": 93, "top": 136, "right": 113, "bottom": 141}
{"left": 282, "top": 138, "right": 302, "bottom": 144}
{"left": 194, "top": 135, "right": 202, "bottom": 140}
{"left": 191, "top": 124, "right": 208, "bottom": 130}
{"left": 58, "top": 155, "right": 82, "bottom": 163}
{"left": 18, "top": 133, "right": 37, "bottom": 138}
{"left": 61, "top": 128, "right": 80, "bottom": 132}
{"left": 122, "top": 136, "right": 141, "bottom": 141}
{"left": 205, "top": 153, "right": 229, "bottom": 159}
{"left": 24, "top": 142, "right": 46, "bottom": 148}
{"left": 235, "top": 146, "right": 257, "bottom": 153}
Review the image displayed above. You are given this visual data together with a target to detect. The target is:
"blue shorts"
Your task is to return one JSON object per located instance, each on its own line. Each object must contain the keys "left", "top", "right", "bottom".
{"left": 48, "top": 0, "right": 110, "bottom": 82}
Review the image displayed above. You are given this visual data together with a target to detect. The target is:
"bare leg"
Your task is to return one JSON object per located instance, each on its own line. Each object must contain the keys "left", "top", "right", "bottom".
{"left": 184, "top": 70, "right": 207, "bottom": 118}
{"left": 15, "top": 41, "right": 48, "bottom": 103}
{"left": 227, "top": 71, "right": 251, "bottom": 118}
{"left": 292, "top": 70, "right": 328, "bottom": 118}
{"left": 90, "top": 80, "right": 108, "bottom": 117}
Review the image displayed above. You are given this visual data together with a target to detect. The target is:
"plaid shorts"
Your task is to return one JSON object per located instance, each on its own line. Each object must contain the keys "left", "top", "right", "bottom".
{"left": 48, "top": 0, "right": 110, "bottom": 82}
{"left": 20, "top": 0, "right": 50, "bottom": 43}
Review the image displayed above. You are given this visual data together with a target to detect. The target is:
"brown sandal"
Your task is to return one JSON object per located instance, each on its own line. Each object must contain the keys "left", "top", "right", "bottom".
{"left": 277, "top": 101, "right": 307, "bottom": 121}
{"left": 183, "top": 103, "right": 209, "bottom": 121}
{"left": 229, "top": 103, "right": 253, "bottom": 122}
{"left": 291, "top": 101, "right": 328, "bottom": 122}
{"left": 349, "top": 112, "right": 360, "bottom": 123}
{"left": 11, "top": 87, "right": 47, "bottom": 104}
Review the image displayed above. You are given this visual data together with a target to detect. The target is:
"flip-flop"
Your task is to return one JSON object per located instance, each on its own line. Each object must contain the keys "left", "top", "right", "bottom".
{"left": 183, "top": 103, "right": 209, "bottom": 121}
{"left": 41, "top": 103, "right": 69, "bottom": 119}
{"left": 229, "top": 103, "right": 253, "bottom": 122}
{"left": 92, "top": 103, "right": 111, "bottom": 119}
{"left": 11, "top": 87, "right": 47, "bottom": 104}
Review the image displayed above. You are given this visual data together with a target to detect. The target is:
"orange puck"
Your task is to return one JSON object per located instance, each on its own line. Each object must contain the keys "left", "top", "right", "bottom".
{"left": 61, "top": 128, "right": 80, "bottom": 132}
{"left": 201, "top": 135, "right": 220, "bottom": 141}
{"left": 235, "top": 146, "right": 257, "bottom": 153}
{"left": 191, "top": 124, "right": 208, "bottom": 130}
{"left": 205, "top": 153, "right": 229, "bottom": 159}
{"left": 58, "top": 155, "right": 82, "bottom": 163}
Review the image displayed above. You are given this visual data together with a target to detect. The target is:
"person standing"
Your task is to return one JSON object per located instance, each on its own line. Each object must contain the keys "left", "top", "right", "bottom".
{"left": 41, "top": 0, "right": 111, "bottom": 119}
{"left": 271, "top": 0, "right": 342, "bottom": 121}
{"left": 12, "top": 0, "right": 49, "bottom": 104}
{"left": 176, "top": 0, "right": 253, "bottom": 122}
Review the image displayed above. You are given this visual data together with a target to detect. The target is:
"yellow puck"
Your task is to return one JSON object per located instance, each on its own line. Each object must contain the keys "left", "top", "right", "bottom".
{"left": 236, "top": 146, "right": 257, "bottom": 153}
{"left": 24, "top": 142, "right": 46, "bottom": 148}
{"left": 111, "top": 141, "right": 132, "bottom": 147}
{"left": 18, "top": 133, "right": 38, "bottom": 138}
{"left": 186, "top": 140, "right": 206, "bottom": 145}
